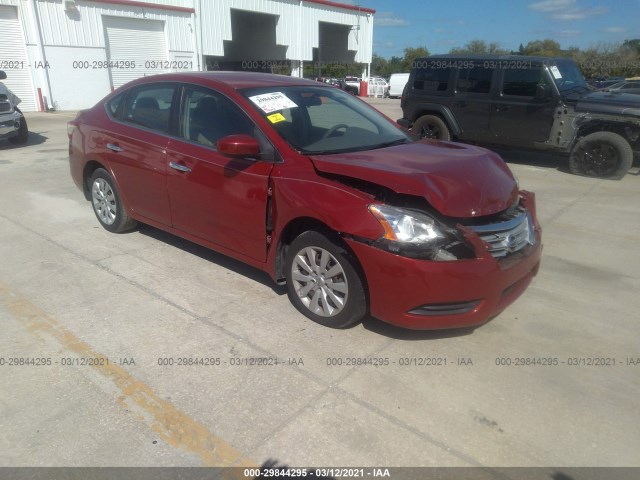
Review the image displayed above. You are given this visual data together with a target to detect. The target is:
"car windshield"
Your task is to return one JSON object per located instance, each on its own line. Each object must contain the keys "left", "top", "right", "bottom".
{"left": 242, "top": 85, "right": 410, "bottom": 154}
{"left": 549, "top": 59, "right": 589, "bottom": 92}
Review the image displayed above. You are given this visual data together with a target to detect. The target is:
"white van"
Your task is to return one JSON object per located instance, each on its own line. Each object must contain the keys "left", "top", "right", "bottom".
{"left": 388, "top": 73, "right": 410, "bottom": 98}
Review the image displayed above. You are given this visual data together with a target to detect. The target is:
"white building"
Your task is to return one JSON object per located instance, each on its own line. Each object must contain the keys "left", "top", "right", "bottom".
{"left": 0, "top": 0, "right": 375, "bottom": 111}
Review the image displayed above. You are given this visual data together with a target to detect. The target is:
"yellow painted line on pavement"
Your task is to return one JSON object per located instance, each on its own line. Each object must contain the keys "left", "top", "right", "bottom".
{"left": 0, "top": 282, "right": 257, "bottom": 472}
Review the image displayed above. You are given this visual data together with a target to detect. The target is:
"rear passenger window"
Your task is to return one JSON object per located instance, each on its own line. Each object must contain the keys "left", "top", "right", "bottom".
{"left": 413, "top": 68, "right": 451, "bottom": 93}
{"left": 122, "top": 85, "right": 175, "bottom": 133}
{"left": 502, "top": 68, "right": 544, "bottom": 97}
{"left": 457, "top": 67, "right": 493, "bottom": 94}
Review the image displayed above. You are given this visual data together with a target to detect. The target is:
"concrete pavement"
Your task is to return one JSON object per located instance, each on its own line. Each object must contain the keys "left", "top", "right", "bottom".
{"left": 0, "top": 105, "right": 638, "bottom": 474}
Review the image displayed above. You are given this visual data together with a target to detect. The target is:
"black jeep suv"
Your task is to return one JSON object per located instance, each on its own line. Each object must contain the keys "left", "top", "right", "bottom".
{"left": 398, "top": 55, "right": 640, "bottom": 179}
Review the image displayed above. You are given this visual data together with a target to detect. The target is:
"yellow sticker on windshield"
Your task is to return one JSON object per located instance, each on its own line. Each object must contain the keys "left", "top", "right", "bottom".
{"left": 267, "top": 113, "right": 286, "bottom": 124}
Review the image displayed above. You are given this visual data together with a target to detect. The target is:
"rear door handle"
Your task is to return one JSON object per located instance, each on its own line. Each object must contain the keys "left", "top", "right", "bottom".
{"left": 495, "top": 105, "right": 510, "bottom": 112}
{"left": 169, "top": 162, "right": 191, "bottom": 173}
{"left": 106, "top": 143, "right": 124, "bottom": 152}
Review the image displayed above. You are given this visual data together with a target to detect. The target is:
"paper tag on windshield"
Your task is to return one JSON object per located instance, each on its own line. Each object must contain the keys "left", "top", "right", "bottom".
{"left": 550, "top": 66, "right": 562, "bottom": 79}
{"left": 249, "top": 92, "right": 297, "bottom": 114}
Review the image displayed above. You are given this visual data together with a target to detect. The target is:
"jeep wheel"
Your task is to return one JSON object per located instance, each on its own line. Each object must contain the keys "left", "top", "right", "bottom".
{"left": 569, "top": 132, "right": 632, "bottom": 180}
{"left": 412, "top": 115, "right": 451, "bottom": 141}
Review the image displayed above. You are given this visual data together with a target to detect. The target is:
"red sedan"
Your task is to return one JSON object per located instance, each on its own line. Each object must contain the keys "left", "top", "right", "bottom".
{"left": 68, "top": 72, "right": 541, "bottom": 330}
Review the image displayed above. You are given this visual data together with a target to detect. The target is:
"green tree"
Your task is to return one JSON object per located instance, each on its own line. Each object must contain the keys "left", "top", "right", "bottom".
{"left": 371, "top": 53, "right": 389, "bottom": 77}
{"left": 449, "top": 40, "right": 508, "bottom": 55}
{"left": 402, "top": 46, "right": 430, "bottom": 71}
{"left": 622, "top": 39, "right": 640, "bottom": 55}
{"left": 520, "top": 39, "right": 562, "bottom": 56}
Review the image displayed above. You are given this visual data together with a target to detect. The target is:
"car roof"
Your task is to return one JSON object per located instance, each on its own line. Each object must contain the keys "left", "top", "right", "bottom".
{"left": 127, "top": 71, "right": 325, "bottom": 90}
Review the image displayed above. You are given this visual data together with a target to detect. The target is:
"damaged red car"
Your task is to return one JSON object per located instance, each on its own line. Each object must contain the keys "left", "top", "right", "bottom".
{"left": 68, "top": 72, "right": 541, "bottom": 330}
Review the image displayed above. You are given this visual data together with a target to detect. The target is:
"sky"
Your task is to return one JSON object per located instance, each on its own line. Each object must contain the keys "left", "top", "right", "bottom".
{"left": 344, "top": 0, "right": 640, "bottom": 58}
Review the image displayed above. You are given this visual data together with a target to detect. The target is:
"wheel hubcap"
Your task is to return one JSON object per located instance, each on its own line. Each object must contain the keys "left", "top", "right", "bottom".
{"left": 92, "top": 178, "right": 117, "bottom": 225}
{"left": 581, "top": 143, "right": 617, "bottom": 176}
{"left": 420, "top": 124, "right": 439, "bottom": 139}
{"left": 291, "top": 246, "right": 348, "bottom": 317}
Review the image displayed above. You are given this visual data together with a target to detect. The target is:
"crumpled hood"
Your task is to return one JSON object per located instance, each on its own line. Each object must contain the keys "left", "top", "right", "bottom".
{"left": 575, "top": 91, "right": 640, "bottom": 117}
{"left": 309, "top": 141, "right": 518, "bottom": 218}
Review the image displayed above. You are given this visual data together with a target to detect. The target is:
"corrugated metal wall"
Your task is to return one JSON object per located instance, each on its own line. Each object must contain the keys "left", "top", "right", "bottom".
{"left": 33, "top": 0, "right": 194, "bottom": 52}
{"left": 197, "top": 0, "right": 373, "bottom": 63}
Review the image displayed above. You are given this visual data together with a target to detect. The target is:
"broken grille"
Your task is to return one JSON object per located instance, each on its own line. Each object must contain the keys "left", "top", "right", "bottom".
{"left": 471, "top": 210, "right": 535, "bottom": 258}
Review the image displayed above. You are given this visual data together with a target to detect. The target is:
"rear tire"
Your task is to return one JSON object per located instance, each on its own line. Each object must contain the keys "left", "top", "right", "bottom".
{"left": 285, "top": 230, "right": 367, "bottom": 329}
{"left": 89, "top": 168, "right": 138, "bottom": 233}
{"left": 412, "top": 115, "right": 451, "bottom": 141}
{"left": 569, "top": 131, "right": 632, "bottom": 180}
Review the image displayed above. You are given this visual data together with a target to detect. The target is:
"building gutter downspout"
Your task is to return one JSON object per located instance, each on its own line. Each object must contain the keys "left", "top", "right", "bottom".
{"left": 31, "top": 0, "right": 54, "bottom": 110}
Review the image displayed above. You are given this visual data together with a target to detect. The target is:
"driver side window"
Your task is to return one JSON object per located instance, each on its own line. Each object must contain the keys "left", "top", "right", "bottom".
{"left": 502, "top": 67, "right": 547, "bottom": 98}
{"left": 181, "top": 88, "right": 255, "bottom": 148}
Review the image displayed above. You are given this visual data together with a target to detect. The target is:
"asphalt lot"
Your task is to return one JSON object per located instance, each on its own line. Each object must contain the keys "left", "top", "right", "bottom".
{"left": 0, "top": 99, "right": 639, "bottom": 475}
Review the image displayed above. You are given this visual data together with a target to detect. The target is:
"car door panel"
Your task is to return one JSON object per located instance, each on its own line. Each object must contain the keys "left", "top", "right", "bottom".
{"left": 96, "top": 123, "right": 171, "bottom": 225}
{"left": 166, "top": 140, "right": 273, "bottom": 262}
{"left": 490, "top": 68, "right": 556, "bottom": 144}
{"left": 166, "top": 86, "right": 273, "bottom": 263}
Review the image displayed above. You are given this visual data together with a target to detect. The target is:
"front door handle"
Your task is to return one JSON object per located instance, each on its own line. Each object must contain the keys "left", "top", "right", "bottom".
{"left": 495, "top": 105, "right": 510, "bottom": 112}
{"left": 169, "top": 162, "right": 191, "bottom": 173}
{"left": 106, "top": 143, "right": 124, "bottom": 152}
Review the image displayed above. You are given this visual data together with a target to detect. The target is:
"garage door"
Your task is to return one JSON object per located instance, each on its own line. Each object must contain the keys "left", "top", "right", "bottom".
{"left": 0, "top": 6, "right": 36, "bottom": 111}
{"left": 103, "top": 16, "right": 168, "bottom": 89}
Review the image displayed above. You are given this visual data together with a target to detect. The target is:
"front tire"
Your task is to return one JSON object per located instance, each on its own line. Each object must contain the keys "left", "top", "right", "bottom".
{"left": 569, "top": 131, "right": 632, "bottom": 180}
{"left": 285, "top": 231, "right": 367, "bottom": 328}
{"left": 89, "top": 168, "right": 138, "bottom": 233}
{"left": 8, "top": 114, "right": 28, "bottom": 145}
{"left": 412, "top": 115, "right": 451, "bottom": 141}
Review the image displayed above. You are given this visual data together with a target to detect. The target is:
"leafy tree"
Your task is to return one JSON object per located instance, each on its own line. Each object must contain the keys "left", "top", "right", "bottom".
{"left": 371, "top": 53, "right": 388, "bottom": 76}
{"left": 622, "top": 39, "right": 640, "bottom": 55}
{"left": 520, "top": 39, "right": 562, "bottom": 57}
{"left": 449, "top": 40, "right": 509, "bottom": 55}
{"left": 402, "top": 46, "right": 429, "bottom": 71}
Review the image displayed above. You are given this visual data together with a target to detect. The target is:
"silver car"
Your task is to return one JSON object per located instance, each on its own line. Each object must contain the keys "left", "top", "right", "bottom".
{"left": 0, "top": 70, "right": 28, "bottom": 145}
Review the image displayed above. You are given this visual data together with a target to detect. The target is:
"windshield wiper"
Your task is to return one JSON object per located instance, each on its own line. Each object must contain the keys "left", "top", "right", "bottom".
{"left": 370, "top": 138, "right": 410, "bottom": 150}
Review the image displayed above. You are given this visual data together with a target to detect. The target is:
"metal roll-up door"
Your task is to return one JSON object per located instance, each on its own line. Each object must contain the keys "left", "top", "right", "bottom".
{"left": 103, "top": 16, "right": 168, "bottom": 89}
{"left": 0, "top": 6, "right": 36, "bottom": 111}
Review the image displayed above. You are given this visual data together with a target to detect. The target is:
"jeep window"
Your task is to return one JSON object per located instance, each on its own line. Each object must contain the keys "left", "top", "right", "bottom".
{"left": 548, "top": 59, "right": 588, "bottom": 93}
{"left": 457, "top": 67, "right": 493, "bottom": 94}
{"left": 502, "top": 68, "right": 546, "bottom": 97}
{"left": 413, "top": 68, "right": 451, "bottom": 93}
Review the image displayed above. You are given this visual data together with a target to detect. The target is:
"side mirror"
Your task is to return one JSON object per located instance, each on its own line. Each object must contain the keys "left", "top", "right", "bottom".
{"left": 0, "top": 71, "right": 6, "bottom": 80}
{"left": 217, "top": 134, "right": 260, "bottom": 158}
{"left": 536, "top": 84, "right": 551, "bottom": 100}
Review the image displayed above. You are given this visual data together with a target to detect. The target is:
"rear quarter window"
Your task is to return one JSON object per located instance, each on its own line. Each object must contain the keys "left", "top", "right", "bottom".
{"left": 106, "top": 93, "right": 124, "bottom": 119}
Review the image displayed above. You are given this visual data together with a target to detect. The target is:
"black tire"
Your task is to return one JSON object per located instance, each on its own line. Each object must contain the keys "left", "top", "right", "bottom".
{"left": 8, "top": 114, "right": 28, "bottom": 145}
{"left": 88, "top": 168, "right": 138, "bottom": 233}
{"left": 285, "top": 230, "right": 367, "bottom": 329}
{"left": 569, "top": 131, "right": 632, "bottom": 180}
{"left": 412, "top": 114, "right": 451, "bottom": 141}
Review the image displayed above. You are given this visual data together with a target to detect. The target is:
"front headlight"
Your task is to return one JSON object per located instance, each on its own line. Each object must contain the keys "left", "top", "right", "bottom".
{"left": 369, "top": 204, "right": 444, "bottom": 244}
